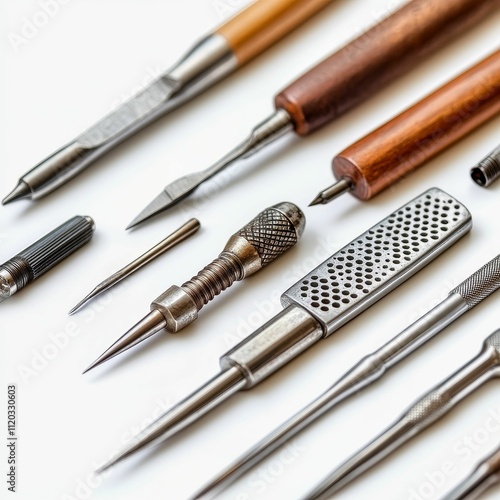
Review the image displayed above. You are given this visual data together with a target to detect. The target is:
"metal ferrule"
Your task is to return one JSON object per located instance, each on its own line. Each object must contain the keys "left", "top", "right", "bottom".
{"left": 471, "top": 143, "right": 500, "bottom": 188}
{"left": 23, "top": 34, "right": 237, "bottom": 198}
{"left": 0, "top": 268, "right": 17, "bottom": 302}
{"left": 220, "top": 306, "right": 322, "bottom": 387}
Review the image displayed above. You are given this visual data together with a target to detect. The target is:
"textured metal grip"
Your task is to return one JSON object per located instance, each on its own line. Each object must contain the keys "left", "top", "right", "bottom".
{"left": 237, "top": 204, "right": 300, "bottom": 266}
{"left": 282, "top": 188, "right": 472, "bottom": 336}
{"left": 451, "top": 255, "right": 500, "bottom": 309}
{"left": 2, "top": 216, "right": 95, "bottom": 290}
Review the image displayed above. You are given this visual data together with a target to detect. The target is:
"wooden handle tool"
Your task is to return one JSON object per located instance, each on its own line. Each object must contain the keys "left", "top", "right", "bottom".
{"left": 130, "top": 0, "right": 499, "bottom": 228}
{"left": 216, "top": 0, "right": 334, "bottom": 65}
{"left": 311, "top": 50, "right": 500, "bottom": 205}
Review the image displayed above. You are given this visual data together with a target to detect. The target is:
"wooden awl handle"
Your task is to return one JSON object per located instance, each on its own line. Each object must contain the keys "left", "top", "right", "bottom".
{"left": 215, "top": 0, "right": 335, "bottom": 65}
{"left": 333, "top": 50, "right": 500, "bottom": 200}
{"left": 275, "top": 0, "right": 500, "bottom": 135}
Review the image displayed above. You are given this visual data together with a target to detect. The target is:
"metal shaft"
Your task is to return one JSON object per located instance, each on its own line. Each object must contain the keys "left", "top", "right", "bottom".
{"left": 471, "top": 143, "right": 500, "bottom": 188}
{"left": 95, "top": 189, "right": 471, "bottom": 473}
{"left": 84, "top": 202, "right": 305, "bottom": 373}
{"left": 0, "top": 216, "right": 95, "bottom": 302}
{"left": 69, "top": 218, "right": 200, "bottom": 314}
{"left": 442, "top": 444, "right": 500, "bottom": 500}
{"left": 305, "top": 330, "right": 500, "bottom": 499}
{"left": 2, "top": 34, "right": 237, "bottom": 204}
{"left": 193, "top": 255, "right": 500, "bottom": 497}
{"left": 126, "top": 110, "right": 293, "bottom": 228}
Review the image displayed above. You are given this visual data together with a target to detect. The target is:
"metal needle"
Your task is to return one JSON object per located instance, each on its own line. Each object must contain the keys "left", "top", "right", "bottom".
{"left": 69, "top": 218, "right": 200, "bottom": 314}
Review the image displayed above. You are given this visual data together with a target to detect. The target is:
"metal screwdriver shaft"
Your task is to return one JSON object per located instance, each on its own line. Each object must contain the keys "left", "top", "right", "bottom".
{"left": 69, "top": 218, "right": 200, "bottom": 314}
{"left": 95, "top": 189, "right": 472, "bottom": 474}
{"left": 442, "top": 444, "right": 500, "bottom": 500}
{"left": 305, "top": 330, "right": 500, "bottom": 499}
{"left": 0, "top": 216, "right": 95, "bottom": 302}
{"left": 193, "top": 255, "right": 500, "bottom": 498}
{"left": 85, "top": 202, "right": 305, "bottom": 373}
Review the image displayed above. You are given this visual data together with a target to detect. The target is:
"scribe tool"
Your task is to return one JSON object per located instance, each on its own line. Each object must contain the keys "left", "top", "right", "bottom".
{"left": 471, "top": 143, "right": 500, "bottom": 188}
{"left": 127, "top": 0, "right": 499, "bottom": 228}
{"left": 309, "top": 50, "right": 500, "bottom": 206}
{"left": 95, "top": 188, "right": 472, "bottom": 472}
{"left": 69, "top": 218, "right": 200, "bottom": 314}
{"left": 2, "top": 0, "right": 335, "bottom": 204}
{"left": 84, "top": 202, "right": 305, "bottom": 373}
{"left": 443, "top": 444, "right": 500, "bottom": 500}
{"left": 193, "top": 254, "right": 500, "bottom": 498}
{"left": 306, "top": 329, "right": 500, "bottom": 499}
{"left": 0, "top": 216, "right": 95, "bottom": 302}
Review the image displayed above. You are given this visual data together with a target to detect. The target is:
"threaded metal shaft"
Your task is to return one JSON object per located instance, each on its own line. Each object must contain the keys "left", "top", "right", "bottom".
{"left": 181, "top": 253, "right": 244, "bottom": 310}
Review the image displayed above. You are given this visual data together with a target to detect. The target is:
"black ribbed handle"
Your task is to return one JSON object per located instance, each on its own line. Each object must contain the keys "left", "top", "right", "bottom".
{"left": 2, "top": 216, "right": 95, "bottom": 290}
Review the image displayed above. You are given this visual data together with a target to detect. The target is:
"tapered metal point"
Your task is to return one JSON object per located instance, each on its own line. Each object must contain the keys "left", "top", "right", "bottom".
{"left": 95, "top": 367, "right": 246, "bottom": 472}
{"left": 2, "top": 181, "right": 32, "bottom": 205}
{"left": 309, "top": 179, "right": 352, "bottom": 207}
{"left": 83, "top": 310, "right": 166, "bottom": 374}
{"left": 69, "top": 288, "right": 101, "bottom": 315}
{"left": 126, "top": 192, "right": 172, "bottom": 230}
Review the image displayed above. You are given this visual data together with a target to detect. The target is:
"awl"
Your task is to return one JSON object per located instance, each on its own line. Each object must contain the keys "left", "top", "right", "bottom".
{"left": 2, "top": 0, "right": 335, "bottom": 204}
{"left": 306, "top": 329, "right": 500, "bottom": 499}
{"left": 128, "top": 0, "right": 500, "bottom": 228}
{"left": 84, "top": 202, "right": 305, "bottom": 372}
{"left": 193, "top": 254, "right": 500, "bottom": 498}
{"left": 310, "top": 50, "right": 500, "bottom": 206}
{"left": 96, "top": 188, "right": 472, "bottom": 472}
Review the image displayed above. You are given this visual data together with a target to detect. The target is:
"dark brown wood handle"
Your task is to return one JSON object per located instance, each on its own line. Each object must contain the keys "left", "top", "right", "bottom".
{"left": 275, "top": 0, "right": 500, "bottom": 136}
{"left": 332, "top": 50, "right": 500, "bottom": 200}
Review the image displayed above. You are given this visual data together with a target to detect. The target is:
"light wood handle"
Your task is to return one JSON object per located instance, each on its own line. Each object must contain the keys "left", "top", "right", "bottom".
{"left": 215, "top": 0, "right": 334, "bottom": 65}
{"left": 332, "top": 50, "right": 500, "bottom": 200}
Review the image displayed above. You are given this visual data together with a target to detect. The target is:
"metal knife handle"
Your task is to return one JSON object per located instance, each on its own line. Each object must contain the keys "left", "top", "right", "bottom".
{"left": 0, "top": 216, "right": 95, "bottom": 297}
{"left": 282, "top": 188, "right": 472, "bottom": 337}
{"left": 275, "top": 0, "right": 499, "bottom": 135}
{"left": 452, "top": 254, "right": 500, "bottom": 309}
{"left": 216, "top": 0, "right": 334, "bottom": 65}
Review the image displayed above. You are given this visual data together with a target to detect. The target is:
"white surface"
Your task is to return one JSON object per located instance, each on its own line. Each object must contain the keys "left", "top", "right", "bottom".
{"left": 2, "top": 1, "right": 500, "bottom": 500}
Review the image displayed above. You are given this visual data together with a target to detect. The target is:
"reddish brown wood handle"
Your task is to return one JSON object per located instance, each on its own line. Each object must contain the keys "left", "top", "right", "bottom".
{"left": 332, "top": 51, "right": 500, "bottom": 200}
{"left": 275, "top": 0, "right": 500, "bottom": 136}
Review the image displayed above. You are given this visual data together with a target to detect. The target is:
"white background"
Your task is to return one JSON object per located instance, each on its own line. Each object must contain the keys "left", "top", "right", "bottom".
{"left": 2, "top": 1, "right": 499, "bottom": 499}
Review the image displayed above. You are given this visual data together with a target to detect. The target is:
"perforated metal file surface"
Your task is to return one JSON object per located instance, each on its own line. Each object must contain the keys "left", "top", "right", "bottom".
{"left": 282, "top": 188, "right": 472, "bottom": 336}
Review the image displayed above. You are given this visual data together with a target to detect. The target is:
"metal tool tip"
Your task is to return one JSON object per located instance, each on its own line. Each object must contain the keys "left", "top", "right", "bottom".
{"left": 83, "top": 311, "right": 167, "bottom": 374}
{"left": 2, "top": 181, "right": 31, "bottom": 205}
{"left": 127, "top": 191, "right": 174, "bottom": 230}
{"left": 308, "top": 193, "right": 324, "bottom": 206}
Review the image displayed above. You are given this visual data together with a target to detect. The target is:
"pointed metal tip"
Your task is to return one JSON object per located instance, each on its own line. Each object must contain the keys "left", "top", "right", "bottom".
{"left": 2, "top": 181, "right": 31, "bottom": 205}
{"left": 69, "top": 289, "right": 100, "bottom": 315}
{"left": 308, "top": 194, "right": 324, "bottom": 207}
{"left": 83, "top": 310, "right": 167, "bottom": 374}
{"left": 127, "top": 191, "right": 175, "bottom": 230}
{"left": 309, "top": 179, "right": 352, "bottom": 208}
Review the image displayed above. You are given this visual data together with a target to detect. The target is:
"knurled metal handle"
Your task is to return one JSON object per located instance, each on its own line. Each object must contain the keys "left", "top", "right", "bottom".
{"left": 2, "top": 216, "right": 95, "bottom": 290}
{"left": 452, "top": 255, "right": 500, "bottom": 309}
{"left": 237, "top": 204, "right": 302, "bottom": 267}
